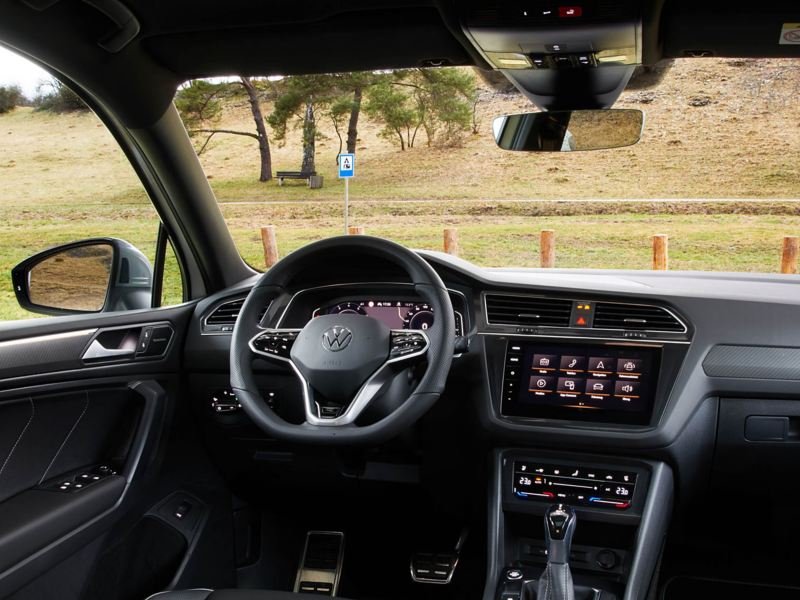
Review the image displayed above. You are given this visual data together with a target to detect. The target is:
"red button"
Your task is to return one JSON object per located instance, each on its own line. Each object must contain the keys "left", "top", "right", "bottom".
{"left": 559, "top": 6, "right": 583, "bottom": 17}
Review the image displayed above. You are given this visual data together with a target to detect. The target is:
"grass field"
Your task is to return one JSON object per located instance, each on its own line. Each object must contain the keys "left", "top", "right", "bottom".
{"left": 0, "top": 58, "right": 798, "bottom": 321}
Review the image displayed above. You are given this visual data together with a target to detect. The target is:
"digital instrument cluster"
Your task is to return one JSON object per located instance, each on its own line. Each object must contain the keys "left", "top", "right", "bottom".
{"left": 313, "top": 300, "right": 464, "bottom": 336}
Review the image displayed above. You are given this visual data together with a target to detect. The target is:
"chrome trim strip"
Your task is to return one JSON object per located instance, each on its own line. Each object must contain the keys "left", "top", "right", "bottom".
{"left": 0, "top": 329, "right": 96, "bottom": 349}
{"left": 481, "top": 291, "right": 689, "bottom": 335}
{"left": 248, "top": 328, "right": 430, "bottom": 426}
{"left": 477, "top": 332, "right": 691, "bottom": 345}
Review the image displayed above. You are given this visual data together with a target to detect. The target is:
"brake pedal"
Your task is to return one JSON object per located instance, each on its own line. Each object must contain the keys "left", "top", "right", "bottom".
{"left": 294, "top": 531, "right": 344, "bottom": 596}
{"left": 410, "top": 527, "right": 468, "bottom": 585}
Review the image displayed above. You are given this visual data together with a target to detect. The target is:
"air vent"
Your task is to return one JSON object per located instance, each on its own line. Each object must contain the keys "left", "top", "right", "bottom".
{"left": 206, "top": 298, "right": 245, "bottom": 326}
{"left": 204, "top": 297, "right": 269, "bottom": 332}
{"left": 593, "top": 303, "right": 684, "bottom": 332}
{"left": 485, "top": 294, "right": 572, "bottom": 327}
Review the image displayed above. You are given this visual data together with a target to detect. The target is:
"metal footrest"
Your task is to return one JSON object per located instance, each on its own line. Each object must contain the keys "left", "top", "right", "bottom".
{"left": 294, "top": 531, "right": 344, "bottom": 596}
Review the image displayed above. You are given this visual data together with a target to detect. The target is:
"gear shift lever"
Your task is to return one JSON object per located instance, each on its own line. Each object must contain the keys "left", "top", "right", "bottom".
{"left": 538, "top": 504, "right": 577, "bottom": 600}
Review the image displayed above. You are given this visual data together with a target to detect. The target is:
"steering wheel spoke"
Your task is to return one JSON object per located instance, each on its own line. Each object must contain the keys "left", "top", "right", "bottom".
{"left": 389, "top": 329, "right": 429, "bottom": 361}
{"left": 250, "top": 328, "right": 301, "bottom": 360}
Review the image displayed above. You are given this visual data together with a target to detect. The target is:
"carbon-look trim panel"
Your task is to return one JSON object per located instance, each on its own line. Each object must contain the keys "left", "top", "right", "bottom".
{"left": 0, "top": 330, "right": 96, "bottom": 380}
{"left": 703, "top": 345, "right": 800, "bottom": 380}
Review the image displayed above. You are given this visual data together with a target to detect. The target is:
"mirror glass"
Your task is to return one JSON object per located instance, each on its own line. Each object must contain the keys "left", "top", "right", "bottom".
{"left": 492, "top": 109, "right": 644, "bottom": 152}
{"left": 28, "top": 243, "right": 113, "bottom": 311}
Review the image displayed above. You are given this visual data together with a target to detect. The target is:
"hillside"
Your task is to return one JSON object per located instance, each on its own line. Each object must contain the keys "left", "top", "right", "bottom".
{"left": 195, "top": 58, "right": 800, "bottom": 202}
{"left": 1, "top": 58, "right": 798, "bottom": 208}
{"left": 0, "top": 58, "right": 798, "bottom": 319}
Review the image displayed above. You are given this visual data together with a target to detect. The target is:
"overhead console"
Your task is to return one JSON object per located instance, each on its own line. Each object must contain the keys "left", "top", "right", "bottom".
{"left": 456, "top": 0, "right": 651, "bottom": 108}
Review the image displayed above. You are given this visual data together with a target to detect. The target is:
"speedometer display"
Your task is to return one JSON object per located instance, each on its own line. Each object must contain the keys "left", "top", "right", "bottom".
{"left": 402, "top": 303, "right": 434, "bottom": 331}
{"left": 314, "top": 300, "right": 463, "bottom": 336}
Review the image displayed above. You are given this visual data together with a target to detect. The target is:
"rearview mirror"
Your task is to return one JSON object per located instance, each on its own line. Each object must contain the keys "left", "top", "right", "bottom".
{"left": 11, "top": 238, "right": 153, "bottom": 316}
{"left": 492, "top": 109, "right": 644, "bottom": 152}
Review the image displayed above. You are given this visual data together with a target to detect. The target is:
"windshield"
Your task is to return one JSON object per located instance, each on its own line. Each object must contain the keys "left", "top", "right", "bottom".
{"left": 176, "top": 59, "right": 798, "bottom": 274}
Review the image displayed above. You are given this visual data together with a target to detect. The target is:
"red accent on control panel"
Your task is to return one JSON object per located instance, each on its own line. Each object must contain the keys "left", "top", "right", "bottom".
{"left": 559, "top": 6, "right": 583, "bottom": 17}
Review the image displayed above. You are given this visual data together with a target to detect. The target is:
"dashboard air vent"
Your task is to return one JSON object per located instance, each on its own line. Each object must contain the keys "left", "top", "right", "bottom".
{"left": 593, "top": 302, "right": 684, "bottom": 332}
{"left": 206, "top": 298, "right": 245, "bottom": 325}
{"left": 205, "top": 297, "right": 268, "bottom": 329}
{"left": 485, "top": 294, "right": 572, "bottom": 327}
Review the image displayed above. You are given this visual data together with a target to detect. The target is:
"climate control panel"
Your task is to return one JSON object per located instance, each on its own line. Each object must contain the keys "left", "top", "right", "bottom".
{"left": 512, "top": 461, "right": 637, "bottom": 510}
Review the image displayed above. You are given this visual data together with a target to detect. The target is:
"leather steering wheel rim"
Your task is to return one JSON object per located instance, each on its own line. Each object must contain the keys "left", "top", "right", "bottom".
{"left": 230, "top": 235, "right": 455, "bottom": 445}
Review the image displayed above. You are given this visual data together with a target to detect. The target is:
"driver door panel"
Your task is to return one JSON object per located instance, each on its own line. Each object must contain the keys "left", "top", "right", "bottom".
{"left": 0, "top": 305, "right": 192, "bottom": 598}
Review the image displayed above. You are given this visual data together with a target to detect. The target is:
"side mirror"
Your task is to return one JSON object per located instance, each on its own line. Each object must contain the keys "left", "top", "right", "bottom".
{"left": 11, "top": 238, "right": 153, "bottom": 316}
{"left": 492, "top": 109, "right": 644, "bottom": 152}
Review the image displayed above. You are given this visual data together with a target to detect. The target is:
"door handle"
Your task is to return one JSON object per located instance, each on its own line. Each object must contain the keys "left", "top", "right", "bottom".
{"left": 82, "top": 339, "right": 136, "bottom": 361}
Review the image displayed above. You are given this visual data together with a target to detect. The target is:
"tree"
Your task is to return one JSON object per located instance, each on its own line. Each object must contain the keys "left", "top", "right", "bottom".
{"left": 267, "top": 72, "right": 380, "bottom": 170}
{"left": 33, "top": 81, "right": 87, "bottom": 113}
{"left": 175, "top": 77, "right": 273, "bottom": 181}
{"left": 335, "top": 72, "right": 377, "bottom": 154}
{"left": 0, "top": 85, "right": 23, "bottom": 114}
{"left": 365, "top": 68, "right": 478, "bottom": 151}
{"left": 364, "top": 76, "right": 421, "bottom": 151}
{"left": 267, "top": 74, "right": 337, "bottom": 174}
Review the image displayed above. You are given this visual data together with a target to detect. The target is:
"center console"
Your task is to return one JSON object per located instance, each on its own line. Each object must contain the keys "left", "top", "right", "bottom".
{"left": 484, "top": 449, "right": 673, "bottom": 600}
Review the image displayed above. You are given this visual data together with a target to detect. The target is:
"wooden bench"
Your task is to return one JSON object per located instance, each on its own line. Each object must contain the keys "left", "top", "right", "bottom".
{"left": 276, "top": 170, "right": 317, "bottom": 186}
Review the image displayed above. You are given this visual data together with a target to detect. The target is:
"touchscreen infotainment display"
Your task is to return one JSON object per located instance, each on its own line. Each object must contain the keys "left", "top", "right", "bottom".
{"left": 500, "top": 342, "right": 660, "bottom": 424}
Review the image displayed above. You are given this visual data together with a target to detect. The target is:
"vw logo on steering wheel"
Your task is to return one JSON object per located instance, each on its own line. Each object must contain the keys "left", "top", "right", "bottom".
{"left": 322, "top": 326, "right": 353, "bottom": 352}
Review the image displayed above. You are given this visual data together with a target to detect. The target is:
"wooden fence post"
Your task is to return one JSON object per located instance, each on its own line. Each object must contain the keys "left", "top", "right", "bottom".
{"left": 540, "top": 229, "right": 555, "bottom": 268}
{"left": 260, "top": 225, "right": 279, "bottom": 269}
{"left": 781, "top": 236, "right": 799, "bottom": 274}
{"left": 443, "top": 228, "right": 459, "bottom": 256}
{"left": 652, "top": 234, "right": 668, "bottom": 271}
{"left": 347, "top": 226, "right": 365, "bottom": 235}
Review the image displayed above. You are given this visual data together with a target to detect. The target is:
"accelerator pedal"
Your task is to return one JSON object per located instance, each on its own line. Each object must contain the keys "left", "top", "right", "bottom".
{"left": 410, "top": 527, "right": 468, "bottom": 585}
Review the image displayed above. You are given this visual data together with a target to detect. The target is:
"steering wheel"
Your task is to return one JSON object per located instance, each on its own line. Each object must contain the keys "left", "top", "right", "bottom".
{"left": 230, "top": 236, "right": 455, "bottom": 445}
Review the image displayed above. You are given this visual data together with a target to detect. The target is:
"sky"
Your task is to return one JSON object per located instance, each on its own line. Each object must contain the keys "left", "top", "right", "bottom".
{"left": 0, "top": 46, "right": 54, "bottom": 97}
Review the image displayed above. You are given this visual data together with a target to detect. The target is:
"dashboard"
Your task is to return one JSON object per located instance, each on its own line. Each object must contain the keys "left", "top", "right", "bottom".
{"left": 189, "top": 249, "right": 800, "bottom": 454}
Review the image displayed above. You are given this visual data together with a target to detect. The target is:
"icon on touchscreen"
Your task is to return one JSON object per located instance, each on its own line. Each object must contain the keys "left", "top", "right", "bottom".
{"left": 533, "top": 354, "right": 558, "bottom": 371}
{"left": 617, "top": 358, "right": 642, "bottom": 375}
{"left": 528, "top": 376, "right": 554, "bottom": 393}
{"left": 614, "top": 380, "right": 641, "bottom": 398}
{"left": 559, "top": 355, "right": 586, "bottom": 372}
{"left": 588, "top": 357, "right": 613, "bottom": 373}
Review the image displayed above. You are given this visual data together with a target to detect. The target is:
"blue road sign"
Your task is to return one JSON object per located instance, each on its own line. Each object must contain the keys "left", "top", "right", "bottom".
{"left": 338, "top": 153, "right": 355, "bottom": 178}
